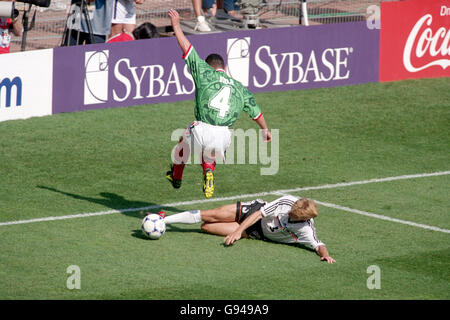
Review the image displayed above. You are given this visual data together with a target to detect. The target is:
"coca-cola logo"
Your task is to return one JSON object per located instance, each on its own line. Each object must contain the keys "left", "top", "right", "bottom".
{"left": 403, "top": 14, "right": 450, "bottom": 72}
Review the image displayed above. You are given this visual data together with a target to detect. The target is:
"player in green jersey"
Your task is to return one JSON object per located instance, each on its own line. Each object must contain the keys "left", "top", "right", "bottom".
{"left": 166, "top": 9, "right": 271, "bottom": 198}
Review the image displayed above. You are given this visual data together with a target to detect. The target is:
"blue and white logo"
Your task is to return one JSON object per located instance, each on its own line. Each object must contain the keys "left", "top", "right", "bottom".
{"left": 0, "top": 76, "right": 22, "bottom": 108}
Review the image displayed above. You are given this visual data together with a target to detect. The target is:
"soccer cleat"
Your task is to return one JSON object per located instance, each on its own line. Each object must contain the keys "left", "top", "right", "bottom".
{"left": 157, "top": 211, "right": 166, "bottom": 219}
{"left": 194, "top": 16, "right": 211, "bottom": 32}
{"left": 166, "top": 166, "right": 182, "bottom": 189}
{"left": 202, "top": 168, "right": 215, "bottom": 198}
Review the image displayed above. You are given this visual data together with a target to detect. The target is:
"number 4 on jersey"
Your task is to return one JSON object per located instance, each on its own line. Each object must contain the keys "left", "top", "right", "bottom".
{"left": 209, "top": 86, "right": 231, "bottom": 118}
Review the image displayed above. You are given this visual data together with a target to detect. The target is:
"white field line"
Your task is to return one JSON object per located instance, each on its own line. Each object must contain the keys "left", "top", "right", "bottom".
{"left": 279, "top": 189, "right": 450, "bottom": 234}
{"left": 279, "top": 187, "right": 450, "bottom": 234}
{"left": 312, "top": 200, "right": 450, "bottom": 234}
{"left": 0, "top": 170, "right": 449, "bottom": 228}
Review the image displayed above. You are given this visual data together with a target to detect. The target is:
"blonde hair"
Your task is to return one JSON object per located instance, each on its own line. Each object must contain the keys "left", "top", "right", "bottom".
{"left": 290, "top": 198, "right": 318, "bottom": 221}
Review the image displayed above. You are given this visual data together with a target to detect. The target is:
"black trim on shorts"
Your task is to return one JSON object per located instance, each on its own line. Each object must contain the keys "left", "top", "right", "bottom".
{"left": 235, "top": 201, "right": 242, "bottom": 223}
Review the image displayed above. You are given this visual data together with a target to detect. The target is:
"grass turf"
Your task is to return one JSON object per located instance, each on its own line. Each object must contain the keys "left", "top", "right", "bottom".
{"left": 0, "top": 77, "right": 449, "bottom": 300}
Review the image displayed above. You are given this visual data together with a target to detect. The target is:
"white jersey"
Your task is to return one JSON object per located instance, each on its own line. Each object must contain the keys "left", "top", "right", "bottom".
{"left": 260, "top": 195, "right": 325, "bottom": 250}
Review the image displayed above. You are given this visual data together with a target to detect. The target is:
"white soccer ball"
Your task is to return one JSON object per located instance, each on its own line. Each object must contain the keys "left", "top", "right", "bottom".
{"left": 141, "top": 214, "right": 166, "bottom": 239}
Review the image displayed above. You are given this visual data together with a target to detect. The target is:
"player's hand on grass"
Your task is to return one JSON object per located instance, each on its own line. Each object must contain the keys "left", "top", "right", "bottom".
{"left": 224, "top": 231, "right": 241, "bottom": 246}
{"left": 262, "top": 129, "right": 272, "bottom": 142}
{"left": 168, "top": 9, "right": 180, "bottom": 27}
{"left": 321, "top": 256, "right": 336, "bottom": 264}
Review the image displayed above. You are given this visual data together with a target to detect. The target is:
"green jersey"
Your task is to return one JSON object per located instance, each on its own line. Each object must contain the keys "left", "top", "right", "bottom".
{"left": 184, "top": 46, "right": 262, "bottom": 127}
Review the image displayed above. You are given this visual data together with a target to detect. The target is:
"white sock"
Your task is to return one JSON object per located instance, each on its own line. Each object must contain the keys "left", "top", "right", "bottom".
{"left": 164, "top": 210, "right": 202, "bottom": 224}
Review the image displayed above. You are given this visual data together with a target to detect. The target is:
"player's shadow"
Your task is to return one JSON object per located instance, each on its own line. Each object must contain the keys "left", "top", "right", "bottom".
{"left": 130, "top": 223, "right": 201, "bottom": 240}
{"left": 36, "top": 185, "right": 180, "bottom": 220}
{"left": 36, "top": 185, "right": 201, "bottom": 236}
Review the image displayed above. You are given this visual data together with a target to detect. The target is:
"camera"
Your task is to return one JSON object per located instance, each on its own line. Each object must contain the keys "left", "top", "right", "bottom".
{"left": 0, "top": 1, "right": 15, "bottom": 18}
{"left": 16, "top": 0, "right": 51, "bottom": 8}
{"left": 0, "top": 0, "right": 51, "bottom": 18}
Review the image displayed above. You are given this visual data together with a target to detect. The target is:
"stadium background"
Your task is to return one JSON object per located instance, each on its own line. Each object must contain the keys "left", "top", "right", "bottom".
{"left": 9, "top": 0, "right": 392, "bottom": 52}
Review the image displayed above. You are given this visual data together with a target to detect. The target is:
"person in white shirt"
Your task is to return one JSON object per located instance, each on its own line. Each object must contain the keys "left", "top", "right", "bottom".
{"left": 160, "top": 195, "right": 336, "bottom": 263}
{"left": 110, "top": 0, "right": 144, "bottom": 38}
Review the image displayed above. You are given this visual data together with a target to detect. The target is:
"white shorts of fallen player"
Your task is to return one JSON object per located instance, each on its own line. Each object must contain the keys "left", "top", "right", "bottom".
{"left": 183, "top": 121, "right": 232, "bottom": 164}
{"left": 111, "top": 0, "right": 136, "bottom": 25}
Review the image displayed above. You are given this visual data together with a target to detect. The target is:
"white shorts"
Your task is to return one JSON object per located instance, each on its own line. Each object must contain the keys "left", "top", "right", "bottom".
{"left": 184, "top": 121, "right": 232, "bottom": 164}
{"left": 111, "top": 0, "right": 136, "bottom": 25}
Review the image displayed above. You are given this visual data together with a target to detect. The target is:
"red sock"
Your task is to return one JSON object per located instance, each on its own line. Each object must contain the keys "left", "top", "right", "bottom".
{"left": 173, "top": 141, "right": 187, "bottom": 181}
{"left": 173, "top": 163, "right": 185, "bottom": 180}
{"left": 202, "top": 161, "right": 216, "bottom": 174}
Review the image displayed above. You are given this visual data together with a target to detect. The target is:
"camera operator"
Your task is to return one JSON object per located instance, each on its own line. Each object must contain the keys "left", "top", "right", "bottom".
{"left": 0, "top": 0, "right": 22, "bottom": 54}
{"left": 63, "top": 0, "right": 113, "bottom": 46}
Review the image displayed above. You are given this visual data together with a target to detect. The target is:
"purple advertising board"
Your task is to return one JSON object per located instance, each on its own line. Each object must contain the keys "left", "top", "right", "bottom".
{"left": 52, "top": 21, "right": 379, "bottom": 114}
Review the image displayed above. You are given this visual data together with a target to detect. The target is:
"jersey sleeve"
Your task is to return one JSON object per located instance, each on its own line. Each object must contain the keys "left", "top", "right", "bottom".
{"left": 241, "top": 86, "right": 262, "bottom": 120}
{"left": 296, "top": 219, "right": 325, "bottom": 250}
{"left": 260, "top": 195, "right": 299, "bottom": 217}
{"left": 183, "top": 45, "right": 213, "bottom": 86}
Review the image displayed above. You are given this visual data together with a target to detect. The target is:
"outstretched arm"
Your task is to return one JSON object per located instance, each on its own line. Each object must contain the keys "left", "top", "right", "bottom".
{"left": 224, "top": 210, "right": 263, "bottom": 246}
{"left": 168, "top": 9, "right": 191, "bottom": 56}
{"left": 315, "top": 245, "right": 336, "bottom": 264}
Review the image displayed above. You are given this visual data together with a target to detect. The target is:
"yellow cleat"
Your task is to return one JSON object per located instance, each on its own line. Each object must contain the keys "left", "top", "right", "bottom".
{"left": 203, "top": 169, "right": 215, "bottom": 198}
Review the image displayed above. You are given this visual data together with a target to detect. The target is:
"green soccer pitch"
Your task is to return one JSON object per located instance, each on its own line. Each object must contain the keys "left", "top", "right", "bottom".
{"left": 0, "top": 78, "right": 449, "bottom": 300}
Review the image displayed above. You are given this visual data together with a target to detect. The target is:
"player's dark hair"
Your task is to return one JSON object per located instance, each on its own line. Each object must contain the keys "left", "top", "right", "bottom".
{"left": 206, "top": 54, "right": 225, "bottom": 70}
{"left": 132, "top": 22, "right": 160, "bottom": 40}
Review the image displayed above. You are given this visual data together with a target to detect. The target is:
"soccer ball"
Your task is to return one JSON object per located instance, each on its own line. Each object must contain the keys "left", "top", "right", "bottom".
{"left": 141, "top": 214, "right": 166, "bottom": 239}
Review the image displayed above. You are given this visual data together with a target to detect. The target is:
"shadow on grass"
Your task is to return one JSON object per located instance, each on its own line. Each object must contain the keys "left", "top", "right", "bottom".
{"left": 36, "top": 186, "right": 319, "bottom": 253}
{"left": 37, "top": 185, "right": 206, "bottom": 240}
{"left": 131, "top": 225, "right": 202, "bottom": 240}
{"left": 131, "top": 229, "right": 149, "bottom": 240}
{"left": 36, "top": 185, "right": 181, "bottom": 219}
{"left": 220, "top": 236, "right": 317, "bottom": 253}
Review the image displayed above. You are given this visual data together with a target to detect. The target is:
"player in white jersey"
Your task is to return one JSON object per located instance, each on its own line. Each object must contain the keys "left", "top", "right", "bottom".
{"left": 158, "top": 195, "right": 335, "bottom": 263}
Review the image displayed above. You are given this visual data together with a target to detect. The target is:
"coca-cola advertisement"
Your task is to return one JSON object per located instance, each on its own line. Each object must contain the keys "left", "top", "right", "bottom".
{"left": 380, "top": 0, "right": 450, "bottom": 82}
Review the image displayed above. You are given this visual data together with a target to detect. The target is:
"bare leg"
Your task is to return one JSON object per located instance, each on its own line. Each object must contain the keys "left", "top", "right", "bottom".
{"left": 192, "top": 0, "right": 211, "bottom": 31}
{"left": 211, "top": 3, "right": 217, "bottom": 16}
{"left": 201, "top": 204, "right": 237, "bottom": 223}
{"left": 191, "top": 0, "right": 203, "bottom": 17}
{"left": 164, "top": 203, "right": 249, "bottom": 238}
{"left": 109, "top": 23, "right": 124, "bottom": 38}
{"left": 164, "top": 203, "right": 236, "bottom": 225}
{"left": 205, "top": 3, "right": 217, "bottom": 16}
{"left": 201, "top": 222, "right": 249, "bottom": 238}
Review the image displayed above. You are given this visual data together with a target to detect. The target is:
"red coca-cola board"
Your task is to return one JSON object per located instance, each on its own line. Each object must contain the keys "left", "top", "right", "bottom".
{"left": 380, "top": 0, "right": 450, "bottom": 82}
